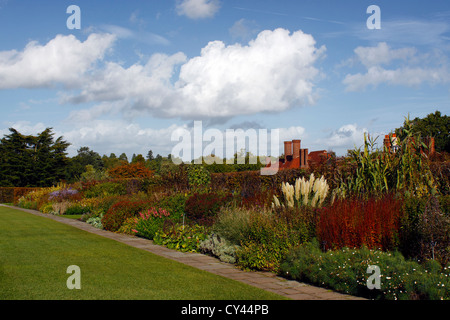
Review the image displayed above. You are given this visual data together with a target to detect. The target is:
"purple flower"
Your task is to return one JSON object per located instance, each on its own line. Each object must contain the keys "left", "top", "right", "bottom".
{"left": 49, "top": 187, "right": 78, "bottom": 201}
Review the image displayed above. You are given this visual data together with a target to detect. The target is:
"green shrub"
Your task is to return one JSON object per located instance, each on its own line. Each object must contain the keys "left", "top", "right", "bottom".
{"left": 82, "top": 181, "right": 127, "bottom": 198}
{"left": 280, "top": 240, "right": 450, "bottom": 300}
{"left": 400, "top": 195, "right": 450, "bottom": 265}
{"left": 156, "top": 193, "right": 188, "bottom": 223}
{"left": 153, "top": 224, "right": 209, "bottom": 253}
{"left": 213, "top": 207, "right": 253, "bottom": 245}
{"left": 235, "top": 208, "right": 310, "bottom": 272}
{"left": 65, "top": 203, "right": 91, "bottom": 215}
{"left": 133, "top": 207, "right": 171, "bottom": 240}
{"left": 187, "top": 165, "right": 211, "bottom": 190}
{"left": 399, "top": 195, "right": 427, "bottom": 260}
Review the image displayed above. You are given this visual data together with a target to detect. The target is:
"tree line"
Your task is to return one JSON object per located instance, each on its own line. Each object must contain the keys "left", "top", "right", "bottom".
{"left": 0, "top": 111, "right": 448, "bottom": 187}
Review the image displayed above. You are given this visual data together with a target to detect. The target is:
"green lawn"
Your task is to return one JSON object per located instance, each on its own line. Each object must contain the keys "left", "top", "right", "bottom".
{"left": 0, "top": 206, "right": 286, "bottom": 300}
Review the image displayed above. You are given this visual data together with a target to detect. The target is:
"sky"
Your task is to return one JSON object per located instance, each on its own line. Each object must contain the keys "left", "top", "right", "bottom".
{"left": 0, "top": 0, "right": 449, "bottom": 160}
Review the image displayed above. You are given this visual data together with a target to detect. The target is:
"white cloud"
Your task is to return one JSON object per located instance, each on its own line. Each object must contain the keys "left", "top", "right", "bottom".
{"left": 176, "top": 0, "right": 221, "bottom": 19}
{"left": 314, "top": 124, "right": 369, "bottom": 155}
{"left": 63, "top": 121, "right": 180, "bottom": 157}
{"left": 0, "top": 33, "right": 115, "bottom": 89}
{"left": 278, "top": 126, "right": 306, "bottom": 142}
{"left": 0, "top": 29, "right": 324, "bottom": 123}
{"left": 100, "top": 24, "right": 170, "bottom": 46}
{"left": 343, "top": 42, "right": 450, "bottom": 91}
{"left": 67, "top": 28, "right": 325, "bottom": 121}
{"left": 0, "top": 121, "right": 47, "bottom": 138}
{"left": 356, "top": 20, "right": 450, "bottom": 47}
{"left": 353, "top": 42, "right": 416, "bottom": 68}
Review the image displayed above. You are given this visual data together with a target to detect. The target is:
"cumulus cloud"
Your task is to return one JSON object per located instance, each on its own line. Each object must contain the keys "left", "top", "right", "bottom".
{"left": 343, "top": 42, "right": 450, "bottom": 91}
{"left": 0, "top": 33, "right": 115, "bottom": 89}
{"left": 176, "top": 0, "right": 221, "bottom": 19}
{"left": 0, "top": 28, "right": 324, "bottom": 122}
{"left": 67, "top": 28, "right": 325, "bottom": 121}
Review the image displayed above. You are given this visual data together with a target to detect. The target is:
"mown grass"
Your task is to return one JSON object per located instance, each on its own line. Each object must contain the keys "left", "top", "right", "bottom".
{"left": 0, "top": 206, "right": 286, "bottom": 300}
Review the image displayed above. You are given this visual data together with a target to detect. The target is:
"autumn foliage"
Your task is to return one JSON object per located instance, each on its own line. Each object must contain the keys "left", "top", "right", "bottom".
{"left": 316, "top": 194, "right": 403, "bottom": 251}
{"left": 107, "top": 162, "right": 153, "bottom": 179}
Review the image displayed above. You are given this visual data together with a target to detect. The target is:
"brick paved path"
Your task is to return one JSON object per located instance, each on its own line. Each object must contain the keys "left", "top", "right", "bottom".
{"left": 2, "top": 205, "right": 366, "bottom": 300}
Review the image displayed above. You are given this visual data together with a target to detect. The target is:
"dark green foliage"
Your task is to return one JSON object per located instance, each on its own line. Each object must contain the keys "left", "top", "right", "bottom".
{"left": 153, "top": 224, "right": 209, "bottom": 252}
{"left": 395, "top": 111, "right": 449, "bottom": 153}
{"left": 65, "top": 147, "right": 104, "bottom": 182}
{"left": 399, "top": 195, "right": 450, "bottom": 265}
{"left": 156, "top": 193, "right": 188, "bottom": 223}
{"left": 82, "top": 181, "right": 127, "bottom": 198}
{"left": 65, "top": 203, "right": 91, "bottom": 215}
{"left": 235, "top": 208, "right": 311, "bottom": 272}
{"left": 187, "top": 165, "right": 211, "bottom": 190}
{"left": 280, "top": 240, "right": 450, "bottom": 300}
{"left": 0, "top": 128, "right": 70, "bottom": 187}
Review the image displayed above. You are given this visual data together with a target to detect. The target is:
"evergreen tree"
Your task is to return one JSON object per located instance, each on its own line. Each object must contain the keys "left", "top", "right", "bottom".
{"left": 0, "top": 128, "right": 69, "bottom": 187}
{"left": 65, "top": 146, "right": 103, "bottom": 182}
{"left": 118, "top": 153, "right": 129, "bottom": 163}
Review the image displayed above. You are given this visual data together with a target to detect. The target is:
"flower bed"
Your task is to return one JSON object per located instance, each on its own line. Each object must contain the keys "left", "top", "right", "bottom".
{"left": 12, "top": 148, "right": 450, "bottom": 300}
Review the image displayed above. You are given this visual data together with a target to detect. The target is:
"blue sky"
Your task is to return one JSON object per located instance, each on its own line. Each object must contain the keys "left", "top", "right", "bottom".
{"left": 0, "top": 0, "right": 449, "bottom": 159}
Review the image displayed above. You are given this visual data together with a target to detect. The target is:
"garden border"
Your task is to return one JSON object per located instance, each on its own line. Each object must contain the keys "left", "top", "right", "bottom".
{"left": 0, "top": 204, "right": 365, "bottom": 300}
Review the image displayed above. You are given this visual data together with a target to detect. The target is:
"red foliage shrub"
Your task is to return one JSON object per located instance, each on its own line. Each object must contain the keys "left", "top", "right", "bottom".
{"left": 102, "top": 199, "right": 154, "bottom": 231}
{"left": 107, "top": 163, "right": 154, "bottom": 179}
{"left": 185, "top": 192, "right": 233, "bottom": 226}
{"left": 316, "top": 194, "right": 403, "bottom": 251}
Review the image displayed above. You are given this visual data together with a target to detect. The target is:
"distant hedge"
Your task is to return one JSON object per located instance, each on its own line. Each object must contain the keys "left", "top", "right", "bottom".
{"left": 0, "top": 187, "right": 40, "bottom": 204}
{"left": 211, "top": 168, "right": 308, "bottom": 195}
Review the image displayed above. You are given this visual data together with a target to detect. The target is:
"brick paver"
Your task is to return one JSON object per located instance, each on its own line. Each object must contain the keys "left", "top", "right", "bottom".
{"left": 1, "top": 205, "right": 366, "bottom": 300}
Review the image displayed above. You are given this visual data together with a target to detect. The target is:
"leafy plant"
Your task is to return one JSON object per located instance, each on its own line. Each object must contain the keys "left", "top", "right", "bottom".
{"left": 187, "top": 165, "right": 211, "bottom": 190}
{"left": 132, "top": 207, "right": 171, "bottom": 240}
{"left": 235, "top": 208, "right": 309, "bottom": 272}
{"left": 64, "top": 202, "right": 91, "bottom": 215}
{"left": 338, "top": 118, "right": 438, "bottom": 199}
{"left": 82, "top": 181, "right": 126, "bottom": 198}
{"left": 153, "top": 224, "right": 209, "bottom": 252}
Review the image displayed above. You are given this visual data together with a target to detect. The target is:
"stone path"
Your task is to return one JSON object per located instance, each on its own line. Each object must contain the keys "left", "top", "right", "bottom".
{"left": 2, "top": 205, "right": 366, "bottom": 300}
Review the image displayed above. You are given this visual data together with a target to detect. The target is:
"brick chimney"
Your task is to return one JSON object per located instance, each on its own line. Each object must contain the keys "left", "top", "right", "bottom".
{"left": 284, "top": 141, "right": 293, "bottom": 159}
{"left": 292, "top": 140, "right": 301, "bottom": 159}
